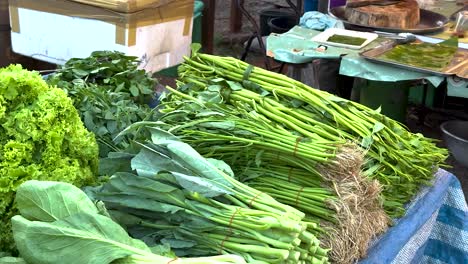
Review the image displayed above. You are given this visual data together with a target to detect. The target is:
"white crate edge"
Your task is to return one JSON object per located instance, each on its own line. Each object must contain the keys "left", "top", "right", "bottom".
{"left": 10, "top": 7, "right": 193, "bottom": 72}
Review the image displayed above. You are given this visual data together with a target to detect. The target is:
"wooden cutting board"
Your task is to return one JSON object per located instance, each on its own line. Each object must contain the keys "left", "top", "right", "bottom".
{"left": 345, "top": 0, "right": 420, "bottom": 29}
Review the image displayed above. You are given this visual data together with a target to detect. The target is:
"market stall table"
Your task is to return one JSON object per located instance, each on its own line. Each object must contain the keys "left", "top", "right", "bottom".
{"left": 266, "top": 25, "right": 468, "bottom": 121}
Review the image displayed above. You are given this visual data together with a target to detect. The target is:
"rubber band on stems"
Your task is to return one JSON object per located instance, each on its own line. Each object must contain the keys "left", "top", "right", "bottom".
{"left": 294, "top": 187, "right": 305, "bottom": 207}
{"left": 248, "top": 191, "right": 263, "bottom": 208}
{"left": 293, "top": 137, "right": 303, "bottom": 157}
{"left": 219, "top": 208, "right": 241, "bottom": 253}
{"left": 287, "top": 167, "right": 294, "bottom": 182}
{"left": 167, "top": 257, "right": 179, "bottom": 263}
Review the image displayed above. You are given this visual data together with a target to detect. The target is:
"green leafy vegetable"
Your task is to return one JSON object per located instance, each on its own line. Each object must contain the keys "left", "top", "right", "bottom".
{"left": 92, "top": 126, "right": 330, "bottom": 264}
{"left": 47, "top": 51, "right": 158, "bottom": 157}
{"left": 11, "top": 180, "right": 247, "bottom": 264}
{"left": 177, "top": 51, "right": 448, "bottom": 218}
{"left": 0, "top": 65, "right": 98, "bottom": 253}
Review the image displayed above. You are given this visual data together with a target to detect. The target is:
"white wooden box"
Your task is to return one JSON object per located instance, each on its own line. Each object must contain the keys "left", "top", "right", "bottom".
{"left": 8, "top": 0, "right": 194, "bottom": 72}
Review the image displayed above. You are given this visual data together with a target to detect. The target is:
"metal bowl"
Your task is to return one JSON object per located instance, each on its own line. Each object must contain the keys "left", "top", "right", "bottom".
{"left": 441, "top": 120, "right": 468, "bottom": 167}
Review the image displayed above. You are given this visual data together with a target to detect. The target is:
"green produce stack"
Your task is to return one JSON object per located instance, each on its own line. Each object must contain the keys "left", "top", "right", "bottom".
{"left": 90, "top": 126, "right": 330, "bottom": 264}
{"left": 177, "top": 46, "right": 448, "bottom": 218}
{"left": 0, "top": 65, "right": 99, "bottom": 253}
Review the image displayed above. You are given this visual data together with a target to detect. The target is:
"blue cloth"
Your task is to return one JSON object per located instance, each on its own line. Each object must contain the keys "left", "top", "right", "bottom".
{"left": 299, "top": 11, "right": 344, "bottom": 31}
{"left": 359, "top": 169, "right": 468, "bottom": 264}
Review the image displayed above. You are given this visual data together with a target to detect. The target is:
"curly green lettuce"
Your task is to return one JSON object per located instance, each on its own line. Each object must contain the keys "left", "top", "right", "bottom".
{"left": 0, "top": 65, "right": 99, "bottom": 253}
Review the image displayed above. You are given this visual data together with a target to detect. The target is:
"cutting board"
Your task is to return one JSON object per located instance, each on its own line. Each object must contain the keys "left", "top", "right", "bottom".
{"left": 345, "top": 0, "right": 420, "bottom": 29}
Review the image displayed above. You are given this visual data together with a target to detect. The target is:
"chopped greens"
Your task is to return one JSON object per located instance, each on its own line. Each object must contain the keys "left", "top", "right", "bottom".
{"left": 326, "top": 34, "right": 366, "bottom": 46}
{"left": 379, "top": 39, "right": 459, "bottom": 71}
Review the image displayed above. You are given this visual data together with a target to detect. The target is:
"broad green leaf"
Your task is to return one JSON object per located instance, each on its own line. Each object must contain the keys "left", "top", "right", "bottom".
{"left": 115, "top": 82, "right": 125, "bottom": 93}
{"left": 129, "top": 85, "right": 139, "bottom": 97}
{"left": 409, "top": 138, "right": 421, "bottom": 148}
{"left": 104, "top": 112, "right": 115, "bottom": 120}
{"left": 149, "top": 127, "right": 180, "bottom": 146}
{"left": 99, "top": 154, "right": 133, "bottom": 176}
{"left": 71, "top": 68, "right": 89, "bottom": 77}
{"left": 161, "top": 238, "right": 196, "bottom": 249}
{"left": 197, "top": 90, "right": 223, "bottom": 103}
{"left": 206, "top": 158, "right": 235, "bottom": 178}
{"left": 198, "top": 121, "right": 236, "bottom": 130}
{"left": 166, "top": 141, "right": 233, "bottom": 188}
{"left": 15, "top": 181, "right": 98, "bottom": 222}
{"left": 255, "top": 150, "right": 264, "bottom": 167}
{"left": 0, "top": 257, "right": 27, "bottom": 264}
{"left": 180, "top": 215, "right": 215, "bottom": 232}
{"left": 171, "top": 172, "right": 231, "bottom": 198}
{"left": 102, "top": 173, "right": 187, "bottom": 207}
{"left": 372, "top": 122, "right": 385, "bottom": 134}
{"left": 95, "top": 193, "right": 183, "bottom": 214}
{"left": 195, "top": 111, "right": 225, "bottom": 118}
{"left": 361, "top": 136, "right": 373, "bottom": 149}
{"left": 226, "top": 81, "right": 243, "bottom": 91}
{"left": 207, "top": 84, "right": 223, "bottom": 91}
{"left": 131, "top": 148, "right": 192, "bottom": 176}
{"left": 149, "top": 243, "right": 176, "bottom": 258}
{"left": 11, "top": 214, "right": 153, "bottom": 264}
{"left": 190, "top": 43, "right": 202, "bottom": 55}
{"left": 289, "top": 99, "right": 305, "bottom": 108}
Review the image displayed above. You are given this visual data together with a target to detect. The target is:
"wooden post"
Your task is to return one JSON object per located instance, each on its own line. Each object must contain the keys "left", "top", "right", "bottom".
{"left": 230, "top": 0, "right": 242, "bottom": 33}
{"left": 201, "top": 0, "right": 216, "bottom": 54}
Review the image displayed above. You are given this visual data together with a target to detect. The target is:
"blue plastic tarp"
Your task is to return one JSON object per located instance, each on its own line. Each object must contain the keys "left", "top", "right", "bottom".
{"left": 359, "top": 169, "right": 468, "bottom": 264}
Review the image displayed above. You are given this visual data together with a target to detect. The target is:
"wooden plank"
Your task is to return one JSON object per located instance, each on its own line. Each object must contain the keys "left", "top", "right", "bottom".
{"left": 230, "top": 0, "right": 242, "bottom": 33}
{"left": 202, "top": 0, "right": 215, "bottom": 53}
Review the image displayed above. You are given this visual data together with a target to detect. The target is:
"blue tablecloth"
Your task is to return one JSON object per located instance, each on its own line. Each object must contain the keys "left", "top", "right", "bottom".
{"left": 360, "top": 169, "right": 468, "bottom": 264}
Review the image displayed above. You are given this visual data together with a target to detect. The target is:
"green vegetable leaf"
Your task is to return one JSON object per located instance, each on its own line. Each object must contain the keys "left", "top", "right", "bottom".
{"left": 93, "top": 193, "right": 184, "bottom": 214}
{"left": 101, "top": 172, "right": 187, "bottom": 208}
{"left": 226, "top": 81, "right": 243, "bottom": 91}
{"left": 166, "top": 141, "right": 233, "bottom": 188}
{"left": 131, "top": 147, "right": 192, "bottom": 176}
{"left": 99, "top": 153, "right": 134, "bottom": 176}
{"left": 171, "top": 172, "right": 231, "bottom": 198}
{"left": 71, "top": 68, "right": 89, "bottom": 77}
{"left": 12, "top": 213, "right": 152, "bottom": 264}
{"left": 129, "top": 86, "right": 139, "bottom": 97}
{"left": 207, "top": 158, "right": 235, "bottom": 178}
{"left": 191, "top": 43, "right": 202, "bottom": 55}
{"left": 149, "top": 127, "right": 181, "bottom": 146}
{"left": 0, "top": 257, "right": 27, "bottom": 264}
{"left": 198, "top": 121, "right": 236, "bottom": 130}
{"left": 160, "top": 238, "right": 196, "bottom": 249}
{"left": 372, "top": 122, "right": 385, "bottom": 134}
{"left": 15, "top": 181, "right": 98, "bottom": 222}
{"left": 361, "top": 136, "right": 373, "bottom": 148}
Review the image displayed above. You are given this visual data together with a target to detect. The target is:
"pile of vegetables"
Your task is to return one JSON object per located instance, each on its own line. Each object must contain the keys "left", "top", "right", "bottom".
{"left": 0, "top": 46, "right": 450, "bottom": 264}
{"left": 156, "top": 71, "right": 386, "bottom": 263}
{"left": 176, "top": 46, "right": 448, "bottom": 218}
{"left": 89, "top": 126, "right": 330, "bottom": 264}
{"left": 47, "top": 51, "right": 157, "bottom": 157}
{"left": 10, "top": 180, "right": 247, "bottom": 264}
{"left": 0, "top": 65, "right": 99, "bottom": 253}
